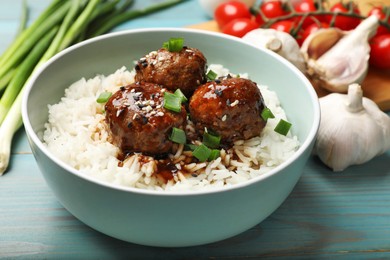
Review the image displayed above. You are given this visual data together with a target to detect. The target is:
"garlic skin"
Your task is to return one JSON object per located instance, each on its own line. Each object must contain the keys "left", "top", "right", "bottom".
{"left": 314, "top": 84, "right": 390, "bottom": 172}
{"left": 243, "top": 29, "right": 307, "bottom": 73}
{"left": 301, "top": 15, "right": 379, "bottom": 93}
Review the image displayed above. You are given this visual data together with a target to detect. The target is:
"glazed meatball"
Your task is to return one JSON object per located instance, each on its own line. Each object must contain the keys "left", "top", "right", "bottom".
{"left": 105, "top": 82, "right": 187, "bottom": 156}
{"left": 134, "top": 47, "right": 207, "bottom": 97}
{"left": 189, "top": 77, "right": 266, "bottom": 145}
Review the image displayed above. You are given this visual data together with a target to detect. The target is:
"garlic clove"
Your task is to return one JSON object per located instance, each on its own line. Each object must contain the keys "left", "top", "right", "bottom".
{"left": 314, "top": 84, "right": 390, "bottom": 172}
{"left": 305, "top": 29, "right": 344, "bottom": 60}
{"left": 243, "top": 29, "right": 307, "bottom": 73}
{"left": 301, "top": 16, "right": 379, "bottom": 93}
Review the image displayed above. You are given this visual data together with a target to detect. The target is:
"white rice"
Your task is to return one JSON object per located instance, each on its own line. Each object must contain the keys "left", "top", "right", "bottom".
{"left": 42, "top": 65, "right": 300, "bottom": 192}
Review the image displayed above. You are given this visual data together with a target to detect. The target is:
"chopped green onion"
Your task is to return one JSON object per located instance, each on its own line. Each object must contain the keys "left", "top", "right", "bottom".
{"left": 192, "top": 144, "right": 211, "bottom": 162}
{"left": 96, "top": 91, "right": 112, "bottom": 103}
{"left": 261, "top": 107, "right": 275, "bottom": 121}
{"left": 274, "top": 119, "right": 292, "bottom": 136}
{"left": 206, "top": 70, "right": 217, "bottom": 81}
{"left": 162, "top": 37, "right": 184, "bottom": 52}
{"left": 202, "top": 132, "right": 221, "bottom": 149}
{"left": 208, "top": 149, "right": 220, "bottom": 161}
{"left": 169, "top": 127, "right": 186, "bottom": 144}
{"left": 174, "top": 88, "right": 188, "bottom": 103}
{"left": 185, "top": 143, "right": 197, "bottom": 151}
{"left": 164, "top": 92, "right": 182, "bottom": 112}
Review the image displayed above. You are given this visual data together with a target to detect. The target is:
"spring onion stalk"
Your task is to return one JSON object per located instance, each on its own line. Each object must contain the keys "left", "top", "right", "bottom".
{"left": 59, "top": 0, "right": 100, "bottom": 50}
{"left": 38, "top": 0, "right": 82, "bottom": 65}
{"left": 0, "top": 26, "right": 59, "bottom": 173}
{"left": 86, "top": 0, "right": 134, "bottom": 36}
{"left": 0, "top": 27, "right": 58, "bottom": 124}
{"left": 0, "top": 0, "right": 186, "bottom": 175}
{"left": 0, "top": 2, "right": 70, "bottom": 91}
{"left": 0, "top": 9, "right": 76, "bottom": 174}
{"left": 0, "top": 0, "right": 63, "bottom": 66}
{"left": 16, "top": 0, "right": 28, "bottom": 37}
{"left": 90, "top": 0, "right": 186, "bottom": 37}
{"left": 0, "top": 89, "right": 23, "bottom": 174}
{"left": 74, "top": 0, "right": 123, "bottom": 43}
{"left": 0, "top": 70, "right": 16, "bottom": 93}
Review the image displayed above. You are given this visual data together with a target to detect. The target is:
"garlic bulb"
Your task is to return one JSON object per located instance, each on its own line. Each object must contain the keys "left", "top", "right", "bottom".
{"left": 243, "top": 29, "right": 306, "bottom": 73}
{"left": 301, "top": 15, "right": 379, "bottom": 93}
{"left": 314, "top": 84, "right": 390, "bottom": 172}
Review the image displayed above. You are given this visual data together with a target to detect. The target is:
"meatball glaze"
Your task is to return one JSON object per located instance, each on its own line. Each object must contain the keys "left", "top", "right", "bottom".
{"left": 105, "top": 82, "right": 187, "bottom": 156}
{"left": 189, "top": 77, "right": 266, "bottom": 145}
{"left": 134, "top": 47, "right": 207, "bottom": 97}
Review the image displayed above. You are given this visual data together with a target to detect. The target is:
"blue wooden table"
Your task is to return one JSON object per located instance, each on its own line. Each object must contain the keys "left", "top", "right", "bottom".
{"left": 1, "top": 0, "right": 390, "bottom": 259}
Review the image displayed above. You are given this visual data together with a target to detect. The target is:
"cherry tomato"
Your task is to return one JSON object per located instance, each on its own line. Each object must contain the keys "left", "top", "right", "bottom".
{"left": 368, "top": 7, "right": 390, "bottom": 36}
{"left": 255, "top": 0, "right": 290, "bottom": 24}
{"left": 270, "top": 20, "right": 294, "bottom": 33}
{"left": 301, "top": 22, "right": 330, "bottom": 44}
{"left": 293, "top": 0, "right": 327, "bottom": 29}
{"left": 214, "top": 1, "right": 252, "bottom": 29}
{"left": 293, "top": 0, "right": 317, "bottom": 28}
{"left": 328, "top": 2, "right": 361, "bottom": 31}
{"left": 369, "top": 34, "right": 390, "bottom": 69}
{"left": 222, "top": 18, "right": 259, "bottom": 37}
{"left": 269, "top": 20, "right": 304, "bottom": 45}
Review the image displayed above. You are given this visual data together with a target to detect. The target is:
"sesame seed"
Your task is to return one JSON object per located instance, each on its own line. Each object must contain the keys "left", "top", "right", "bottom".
{"left": 156, "top": 111, "right": 164, "bottom": 116}
{"left": 116, "top": 109, "right": 123, "bottom": 117}
{"left": 132, "top": 113, "right": 139, "bottom": 120}
{"left": 230, "top": 100, "right": 239, "bottom": 107}
{"left": 143, "top": 105, "right": 153, "bottom": 112}
{"left": 222, "top": 115, "right": 227, "bottom": 121}
{"left": 141, "top": 116, "right": 148, "bottom": 124}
